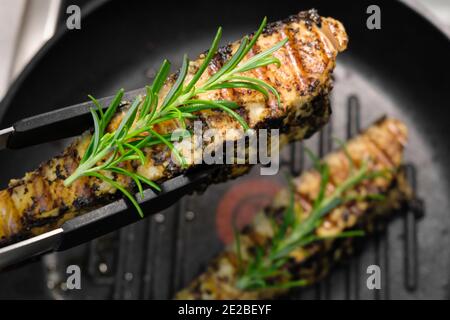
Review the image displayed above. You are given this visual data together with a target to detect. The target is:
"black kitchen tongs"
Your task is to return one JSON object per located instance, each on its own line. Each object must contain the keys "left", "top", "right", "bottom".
{"left": 0, "top": 88, "right": 217, "bottom": 269}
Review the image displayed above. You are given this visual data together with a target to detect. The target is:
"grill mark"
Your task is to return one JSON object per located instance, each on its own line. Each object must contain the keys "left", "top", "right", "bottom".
{"left": 367, "top": 122, "right": 406, "bottom": 166}
{"left": 216, "top": 45, "right": 238, "bottom": 103}
{"left": 208, "top": 51, "right": 229, "bottom": 103}
{"left": 261, "top": 34, "right": 292, "bottom": 100}
{"left": 386, "top": 122, "right": 407, "bottom": 147}
{"left": 247, "top": 44, "right": 277, "bottom": 108}
{"left": 0, "top": 191, "right": 21, "bottom": 238}
{"left": 360, "top": 121, "right": 404, "bottom": 169}
{"left": 309, "top": 25, "right": 330, "bottom": 70}
{"left": 281, "top": 26, "right": 306, "bottom": 91}
{"left": 249, "top": 44, "right": 281, "bottom": 111}
{"left": 176, "top": 120, "right": 408, "bottom": 300}
{"left": 364, "top": 135, "right": 396, "bottom": 167}
{"left": 299, "top": 125, "right": 398, "bottom": 206}
{"left": 0, "top": 12, "right": 346, "bottom": 247}
{"left": 211, "top": 190, "right": 392, "bottom": 297}
{"left": 299, "top": 166, "right": 345, "bottom": 208}
{"left": 355, "top": 136, "right": 393, "bottom": 167}
{"left": 318, "top": 20, "right": 340, "bottom": 53}
{"left": 31, "top": 177, "right": 53, "bottom": 214}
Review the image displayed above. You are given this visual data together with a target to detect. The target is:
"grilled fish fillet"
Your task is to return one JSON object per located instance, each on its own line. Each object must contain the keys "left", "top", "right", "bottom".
{"left": 0, "top": 10, "right": 348, "bottom": 247}
{"left": 176, "top": 118, "right": 412, "bottom": 300}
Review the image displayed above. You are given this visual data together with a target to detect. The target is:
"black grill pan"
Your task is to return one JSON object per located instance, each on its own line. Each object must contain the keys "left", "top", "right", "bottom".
{"left": 0, "top": 0, "right": 448, "bottom": 299}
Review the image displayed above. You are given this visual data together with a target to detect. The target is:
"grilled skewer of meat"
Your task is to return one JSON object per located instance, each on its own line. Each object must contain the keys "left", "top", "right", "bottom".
{"left": 0, "top": 10, "right": 347, "bottom": 247}
{"left": 176, "top": 118, "right": 412, "bottom": 300}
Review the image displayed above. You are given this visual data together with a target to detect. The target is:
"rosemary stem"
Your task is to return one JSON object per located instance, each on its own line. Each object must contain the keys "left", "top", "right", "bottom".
{"left": 274, "top": 165, "right": 369, "bottom": 252}
{"left": 64, "top": 146, "right": 113, "bottom": 187}
{"left": 172, "top": 90, "right": 196, "bottom": 108}
{"left": 125, "top": 125, "right": 150, "bottom": 141}
{"left": 61, "top": 18, "right": 286, "bottom": 217}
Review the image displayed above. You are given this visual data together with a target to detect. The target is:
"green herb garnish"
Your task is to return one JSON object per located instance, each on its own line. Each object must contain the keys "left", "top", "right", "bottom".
{"left": 235, "top": 148, "right": 387, "bottom": 291}
{"left": 63, "top": 18, "right": 288, "bottom": 217}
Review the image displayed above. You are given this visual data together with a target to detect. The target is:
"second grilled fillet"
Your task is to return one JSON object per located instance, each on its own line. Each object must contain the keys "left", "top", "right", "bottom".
{"left": 0, "top": 10, "right": 348, "bottom": 247}
{"left": 176, "top": 118, "right": 412, "bottom": 300}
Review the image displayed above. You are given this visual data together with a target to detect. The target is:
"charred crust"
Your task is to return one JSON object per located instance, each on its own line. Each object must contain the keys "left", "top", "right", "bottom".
{"left": 168, "top": 69, "right": 180, "bottom": 83}
{"left": 263, "top": 9, "right": 322, "bottom": 36}
{"left": 151, "top": 147, "right": 168, "bottom": 165}
{"left": 55, "top": 164, "right": 66, "bottom": 180}
{"left": 254, "top": 116, "right": 285, "bottom": 132}
{"left": 217, "top": 45, "right": 233, "bottom": 62}
{"left": 236, "top": 107, "right": 249, "bottom": 124}
{"left": 92, "top": 182, "right": 100, "bottom": 192}
{"left": 59, "top": 203, "right": 69, "bottom": 215}
{"left": 0, "top": 9, "right": 341, "bottom": 250}
{"left": 22, "top": 215, "right": 60, "bottom": 230}
{"left": 209, "top": 44, "right": 232, "bottom": 73}
{"left": 308, "top": 79, "right": 321, "bottom": 94}
{"left": 72, "top": 196, "right": 93, "bottom": 210}
{"left": 166, "top": 159, "right": 180, "bottom": 174}
{"left": 298, "top": 9, "right": 322, "bottom": 29}
{"left": 67, "top": 145, "right": 79, "bottom": 159}
{"left": 0, "top": 232, "right": 30, "bottom": 248}
{"left": 26, "top": 196, "right": 37, "bottom": 215}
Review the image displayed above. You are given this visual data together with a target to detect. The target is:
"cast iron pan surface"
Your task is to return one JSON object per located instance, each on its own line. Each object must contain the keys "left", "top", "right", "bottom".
{"left": 0, "top": 0, "right": 448, "bottom": 299}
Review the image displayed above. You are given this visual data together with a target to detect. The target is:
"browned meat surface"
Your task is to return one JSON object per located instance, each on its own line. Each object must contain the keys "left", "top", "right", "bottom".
{"left": 176, "top": 118, "right": 412, "bottom": 300}
{"left": 0, "top": 10, "right": 347, "bottom": 247}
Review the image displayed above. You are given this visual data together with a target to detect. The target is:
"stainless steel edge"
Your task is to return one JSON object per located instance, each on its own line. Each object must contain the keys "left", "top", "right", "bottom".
{"left": 0, "top": 228, "right": 63, "bottom": 270}
{"left": 0, "top": 126, "right": 14, "bottom": 150}
{"left": 9, "top": 0, "right": 62, "bottom": 81}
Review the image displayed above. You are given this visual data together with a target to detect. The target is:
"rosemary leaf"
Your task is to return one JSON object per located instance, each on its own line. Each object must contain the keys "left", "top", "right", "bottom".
{"left": 208, "top": 81, "right": 270, "bottom": 99}
{"left": 230, "top": 75, "right": 282, "bottom": 107}
{"left": 64, "top": 18, "right": 287, "bottom": 217}
{"left": 87, "top": 172, "right": 144, "bottom": 218}
{"left": 204, "top": 36, "right": 249, "bottom": 88}
{"left": 151, "top": 59, "right": 171, "bottom": 94}
{"left": 101, "top": 88, "right": 124, "bottom": 134}
{"left": 236, "top": 148, "right": 388, "bottom": 291}
{"left": 185, "top": 27, "right": 222, "bottom": 93}
{"left": 184, "top": 99, "right": 249, "bottom": 131}
{"left": 162, "top": 54, "right": 189, "bottom": 108}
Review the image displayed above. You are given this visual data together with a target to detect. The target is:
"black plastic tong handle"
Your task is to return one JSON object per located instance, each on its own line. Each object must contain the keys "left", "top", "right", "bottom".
{"left": 57, "top": 166, "right": 215, "bottom": 250}
{"left": 0, "top": 166, "right": 217, "bottom": 270}
{"left": 7, "top": 88, "right": 145, "bottom": 149}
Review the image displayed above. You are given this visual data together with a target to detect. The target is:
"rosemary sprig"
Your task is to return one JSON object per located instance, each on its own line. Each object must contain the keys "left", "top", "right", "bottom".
{"left": 63, "top": 18, "right": 287, "bottom": 217}
{"left": 235, "top": 148, "right": 387, "bottom": 291}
